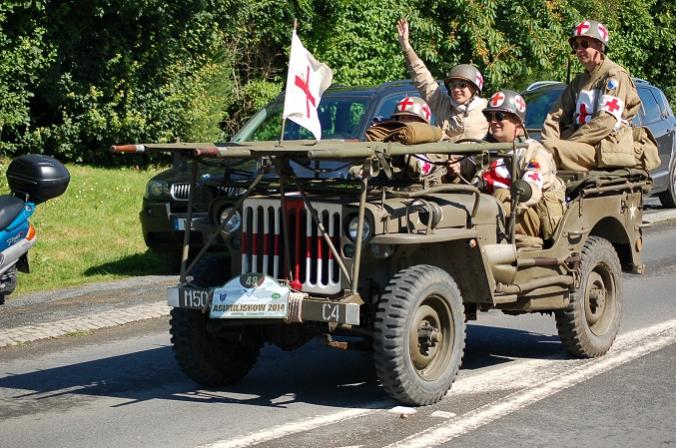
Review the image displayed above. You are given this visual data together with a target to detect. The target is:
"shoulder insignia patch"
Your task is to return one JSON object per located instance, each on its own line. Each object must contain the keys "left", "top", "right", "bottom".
{"left": 527, "top": 158, "right": 540, "bottom": 170}
{"left": 606, "top": 78, "right": 619, "bottom": 90}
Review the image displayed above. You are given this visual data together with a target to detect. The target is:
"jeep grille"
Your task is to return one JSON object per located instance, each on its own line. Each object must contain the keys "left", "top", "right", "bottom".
{"left": 241, "top": 198, "right": 341, "bottom": 294}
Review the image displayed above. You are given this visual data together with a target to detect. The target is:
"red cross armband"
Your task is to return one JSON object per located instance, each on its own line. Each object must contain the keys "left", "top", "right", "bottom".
{"left": 600, "top": 95, "right": 625, "bottom": 122}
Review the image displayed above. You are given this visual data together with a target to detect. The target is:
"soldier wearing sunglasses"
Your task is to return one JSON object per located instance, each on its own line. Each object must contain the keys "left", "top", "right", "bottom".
{"left": 397, "top": 18, "right": 488, "bottom": 143}
{"left": 480, "top": 90, "right": 566, "bottom": 245}
{"left": 541, "top": 20, "right": 641, "bottom": 171}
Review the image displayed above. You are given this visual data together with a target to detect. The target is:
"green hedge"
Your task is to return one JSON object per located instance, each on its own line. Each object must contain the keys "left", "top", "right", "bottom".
{"left": 0, "top": 0, "right": 674, "bottom": 164}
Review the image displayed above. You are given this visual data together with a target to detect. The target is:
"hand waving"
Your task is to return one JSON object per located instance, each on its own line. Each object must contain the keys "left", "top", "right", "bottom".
{"left": 397, "top": 18, "right": 410, "bottom": 49}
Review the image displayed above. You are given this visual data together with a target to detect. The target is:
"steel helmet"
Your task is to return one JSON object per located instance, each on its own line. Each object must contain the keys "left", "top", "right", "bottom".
{"left": 569, "top": 19, "right": 610, "bottom": 52}
{"left": 393, "top": 96, "right": 432, "bottom": 124}
{"left": 482, "top": 89, "right": 527, "bottom": 124}
{"left": 444, "top": 64, "right": 484, "bottom": 95}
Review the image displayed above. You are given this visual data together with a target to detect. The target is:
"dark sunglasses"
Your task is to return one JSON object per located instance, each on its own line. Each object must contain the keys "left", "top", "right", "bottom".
{"left": 448, "top": 80, "right": 470, "bottom": 90}
{"left": 571, "top": 39, "right": 591, "bottom": 50}
{"left": 485, "top": 111, "right": 508, "bottom": 122}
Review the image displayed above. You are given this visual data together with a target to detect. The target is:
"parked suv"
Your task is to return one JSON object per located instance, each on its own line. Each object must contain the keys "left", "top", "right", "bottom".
{"left": 522, "top": 79, "right": 676, "bottom": 206}
{"left": 140, "top": 81, "right": 435, "bottom": 269}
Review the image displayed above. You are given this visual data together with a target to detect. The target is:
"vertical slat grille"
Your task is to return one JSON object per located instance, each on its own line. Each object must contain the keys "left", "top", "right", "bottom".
{"left": 241, "top": 197, "right": 341, "bottom": 294}
{"left": 170, "top": 183, "right": 191, "bottom": 200}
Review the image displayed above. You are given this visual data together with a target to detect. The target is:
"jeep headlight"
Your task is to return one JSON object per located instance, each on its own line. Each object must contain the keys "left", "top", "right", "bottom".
{"left": 347, "top": 216, "right": 372, "bottom": 241}
{"left": 219, "top": 207, "right": 241, "bottom": 234}
{"left": 145, "top": 180, "right": 170, "bottom": 198}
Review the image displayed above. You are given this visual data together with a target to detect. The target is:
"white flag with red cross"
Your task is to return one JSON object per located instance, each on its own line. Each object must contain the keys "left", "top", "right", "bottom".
{"left": 282, "top": 30, "right": 333, "bottom": 141}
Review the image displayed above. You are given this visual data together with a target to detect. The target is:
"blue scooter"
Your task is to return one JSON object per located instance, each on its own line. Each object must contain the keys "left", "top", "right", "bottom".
{"left": 0, "top": 154, "right": 70, "bottom": 304}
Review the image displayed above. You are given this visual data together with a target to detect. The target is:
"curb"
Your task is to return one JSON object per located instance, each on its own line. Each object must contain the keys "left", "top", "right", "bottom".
{"left": 0, "top": 301, "right": 171, "bottom": 348}
{"left": 2, "top": 209, "right": 676, "bottom": 349}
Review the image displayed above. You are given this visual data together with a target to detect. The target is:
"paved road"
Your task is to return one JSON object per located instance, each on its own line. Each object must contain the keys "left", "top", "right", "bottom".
{"left": 1, "top": 210, "right": 675, "bottom": 447}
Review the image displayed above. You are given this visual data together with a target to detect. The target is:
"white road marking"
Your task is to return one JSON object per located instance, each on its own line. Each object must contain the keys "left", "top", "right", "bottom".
{"left": 196, "top": 319, "right": 676, "bottom": 448}
{"left": 385, "top": 319, "right": 676, "bottom": 448}
{"left": 196, "top": 401, "right": 392, "bottom": 448}
{"left": 430, "top": 411, "right": 456, "bottom": 419}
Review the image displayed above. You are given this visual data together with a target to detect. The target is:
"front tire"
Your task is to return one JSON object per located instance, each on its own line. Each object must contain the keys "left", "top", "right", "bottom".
{"left": 374, "top": 265, "right": 466, "bottom": 406}
{"left": 170, "top": 254, "right": 261, "bottom": 386}
{"left": 555, "top": 237, "right": 623, "bottom": 357}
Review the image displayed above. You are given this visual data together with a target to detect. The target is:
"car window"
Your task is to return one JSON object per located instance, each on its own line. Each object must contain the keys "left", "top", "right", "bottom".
{"left": 652, "top": 88, "right": 673, "bottom": 117}
{"left": 375, "top": 95, "right": 403, "bottom": 124}
{"left": 233, "top": 97, "right": 370, "bottom": 142}
{"left": 523, "top": 86, "right": 565, "bottom": 129}
{"left": 638, "top": 88, "right": 662, "bottom": 124}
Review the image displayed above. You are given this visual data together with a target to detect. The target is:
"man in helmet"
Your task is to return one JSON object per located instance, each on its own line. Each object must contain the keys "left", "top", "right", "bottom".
{"left": 541, "top": 20, "right": 641, "bottom": 171}
{"left": 365, "top": 96, "right": 442, "bottom": 143}
{"left": 360, "top": 96, "right": 444, "bottom": 182}
{"left": 391, "top": 95, "right": 433, "bottom": 124}
{"left": 481, "top": 90, "right": 566, "bottom": 243}
{"left": 397, "top": 18, "right": 488, "bottom": 142}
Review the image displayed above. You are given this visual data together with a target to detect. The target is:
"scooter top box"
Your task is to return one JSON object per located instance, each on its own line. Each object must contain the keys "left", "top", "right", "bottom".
{"left": 7, "top": 154, "right": 70, "bottom": 203}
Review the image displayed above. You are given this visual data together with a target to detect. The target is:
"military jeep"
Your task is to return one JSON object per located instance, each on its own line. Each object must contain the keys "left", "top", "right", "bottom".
{"left": 113, "top": 139, "right": 650, "bottom": 406}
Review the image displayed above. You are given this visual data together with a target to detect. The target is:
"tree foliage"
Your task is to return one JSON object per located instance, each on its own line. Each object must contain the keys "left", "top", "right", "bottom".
{"left": 0, "top": 0, "right": 673, "bottom": 163}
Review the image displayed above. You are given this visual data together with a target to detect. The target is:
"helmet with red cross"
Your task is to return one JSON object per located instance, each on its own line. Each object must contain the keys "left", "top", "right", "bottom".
{"left": 569, "top": 19, "right": 610, "bottom": 52}
{"left": 444, "top": 64, "right": 484, "bottom": 95}
{"left": 393, "top": 96, "right": 432, "bottom": 124}
{"left": 482, "top": 89, "right": 527, "bottom": 124}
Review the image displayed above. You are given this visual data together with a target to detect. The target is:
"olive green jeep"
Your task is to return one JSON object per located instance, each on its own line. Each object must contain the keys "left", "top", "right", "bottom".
{"left": 114, "top": 140, "right": 650, "bottom": 406}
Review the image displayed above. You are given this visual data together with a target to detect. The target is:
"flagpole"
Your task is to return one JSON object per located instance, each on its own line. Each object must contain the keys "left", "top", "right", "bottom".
{"left": 279, "top": 19, "right": 299, "bottom": 147}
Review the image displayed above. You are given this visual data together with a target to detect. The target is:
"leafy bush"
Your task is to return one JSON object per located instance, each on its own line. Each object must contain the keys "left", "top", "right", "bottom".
{"left": 0, "top": 0, "right": 674, "bottom": 164}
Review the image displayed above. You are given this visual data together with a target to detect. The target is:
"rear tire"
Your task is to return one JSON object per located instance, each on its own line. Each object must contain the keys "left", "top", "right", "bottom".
{"left": 555, "top": 237, "right": 623, "bottom": 357}
{"left": 374, "top": 265, "right": 465, "bottom": 406}
{"left": 170, "top": 254, "right": 261, "bottom": 386}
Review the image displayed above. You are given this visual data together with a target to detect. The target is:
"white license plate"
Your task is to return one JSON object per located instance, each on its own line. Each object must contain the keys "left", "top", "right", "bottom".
{"left": 210, "top": 274, "right": 290, "bottom": 319}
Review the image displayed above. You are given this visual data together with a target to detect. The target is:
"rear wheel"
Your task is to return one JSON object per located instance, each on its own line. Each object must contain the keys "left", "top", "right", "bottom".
{"left": 555, "top": 237, "right": 623, "bottom": 357}
{"left": 170, "top": 254, "right": 261, "bottom": 386}
{"left": 374, "top": 265, "right": 465, "bottom": 406}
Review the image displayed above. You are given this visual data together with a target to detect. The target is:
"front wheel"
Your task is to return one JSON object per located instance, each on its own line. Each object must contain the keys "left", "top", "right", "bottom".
{"left": 374, "top": 265, "right": 466, "bottom": 406}
{"left": 555, "top": 237, "right": 623, "bottom": 357}
{"left": 169, "top": 254, "right": 261, "bottom": 386}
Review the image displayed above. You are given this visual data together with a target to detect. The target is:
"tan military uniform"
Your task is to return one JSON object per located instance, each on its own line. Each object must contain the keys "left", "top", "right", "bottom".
{"left": 485, "top": 139, "right": 566, "bottom": 240}
{"left": 401, "top": 46, "right": 489, "bottom": 142}
{"left": 541, "top": 57, "right": 641, "bottom": 171}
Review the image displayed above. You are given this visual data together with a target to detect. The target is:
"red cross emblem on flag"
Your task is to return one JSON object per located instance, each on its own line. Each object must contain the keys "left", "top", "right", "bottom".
{"left": 575, "top": 20, "right": 590, "bottom": 36}
{"left": 294, "top": 66, "right": 316, "bottom": 118}
{"left": 475, "top": 72, "right": 484, "bottom": 91}
{"left": 398, "top": 97, "right": 414, "bottom": 111}
{"left": 422, "top": 104, "right": 431, "bottom": 121}
{"left": 597, "top": 23, "right": 608, "bottom": 42}
{"left": 515, "top": 95, "right": 526, "bottom": 113}
{"left": 490, "top": 92, "right": 505, "bottom": 107}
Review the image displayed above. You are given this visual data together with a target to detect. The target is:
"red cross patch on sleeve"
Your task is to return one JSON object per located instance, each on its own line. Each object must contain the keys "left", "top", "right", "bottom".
{"left": 523, "top": 171, "right": 544, "bottom": 189}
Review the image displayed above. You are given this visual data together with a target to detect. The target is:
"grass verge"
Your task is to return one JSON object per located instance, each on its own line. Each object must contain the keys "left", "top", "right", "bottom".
{"left": 0, "top": 160, "right": 169, "bottom": 295}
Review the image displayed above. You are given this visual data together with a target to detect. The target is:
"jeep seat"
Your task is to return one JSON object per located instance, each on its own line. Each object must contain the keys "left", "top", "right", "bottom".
{"left": 559, "top": 169, "right": 651, "bottom": 200}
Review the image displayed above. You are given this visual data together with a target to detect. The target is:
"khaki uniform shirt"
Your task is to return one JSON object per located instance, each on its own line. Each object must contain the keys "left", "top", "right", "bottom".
{"left": 402, "top": 46, "right": 489, "bottom": 142}
{"left": 541, "top": 57, "right": 641, "bottom": 145}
